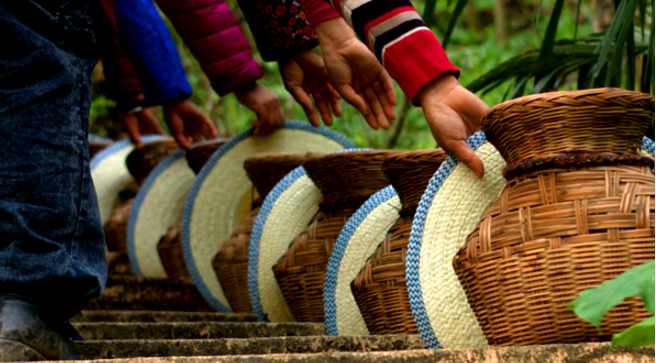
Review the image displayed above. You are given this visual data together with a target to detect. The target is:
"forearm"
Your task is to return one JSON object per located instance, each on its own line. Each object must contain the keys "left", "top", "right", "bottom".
{"left": 155, "top": 0, "right": 263, "bottom": 96}
{"left": 114, "top": 0, "right": 192, "bottom": 106}
{"left": 314, "top": 0, "right": 460, "bottom": 104}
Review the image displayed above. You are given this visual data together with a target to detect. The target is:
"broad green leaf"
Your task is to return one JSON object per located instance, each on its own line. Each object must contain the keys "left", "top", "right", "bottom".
{"left": 568, "top": 261, "right": 655, "bottom": 329}
{"left": 592, "top": 0, "right": 633, "bottom": 78}
{"left": 611, "top": 316, "right": 655, "bottom": 349}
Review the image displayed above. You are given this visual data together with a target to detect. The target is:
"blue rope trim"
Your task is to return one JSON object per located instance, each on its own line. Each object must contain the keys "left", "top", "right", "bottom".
{"left": 642, "top": 136, "right": 655, "bottom": 155}
{"left": 126, "top": 149, "right": 186, "bottom": 277}
{"left": 90, "top": 135, "right": 166, "bottom": 171}
{"left": 406, "top": 131, "right": 487, "bottom": 349}
{"left": 323, "top": 185, "right": 397, "bottom": 336}
{"left": 182, "top": 121, "right": 355, "bottom": 313}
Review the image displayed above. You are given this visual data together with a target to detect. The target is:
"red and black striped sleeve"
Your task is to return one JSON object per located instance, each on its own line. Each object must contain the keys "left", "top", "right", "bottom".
{"left": 327, "top": 0, "right": 461, "bottom": 103}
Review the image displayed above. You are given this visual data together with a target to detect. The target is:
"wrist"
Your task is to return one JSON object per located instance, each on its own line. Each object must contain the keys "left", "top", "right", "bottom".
{"left": 416, "top": 73, "right": 459, "bottom": 107}
{"left": 234, "top": 81, "right": 257, "bottom": 104}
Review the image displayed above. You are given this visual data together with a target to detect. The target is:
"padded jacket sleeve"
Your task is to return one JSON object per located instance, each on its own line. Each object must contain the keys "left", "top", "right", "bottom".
{"left": 114, "top": 0, "right": 193, "bottom": 106}
{"left": 155, "top": 0, "right": 264, "bottom": 96}
{"left": 102, "top": 36, "right": 144, "bottom": 110}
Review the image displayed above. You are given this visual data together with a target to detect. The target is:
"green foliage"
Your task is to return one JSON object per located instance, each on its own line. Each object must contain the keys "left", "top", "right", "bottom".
{"left": 568, "top": 260, "right": 655, "bottom": 349}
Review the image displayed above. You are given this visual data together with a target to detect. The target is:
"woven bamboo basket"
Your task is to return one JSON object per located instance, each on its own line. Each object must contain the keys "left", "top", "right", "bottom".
{"left": 352, "top": 149, "right": 447, "bottom": 334}
{"left": 104, "top": 194, "right": 135, "bottom": 252}
{"left": 185, "top": 139, "right": 229, "bottom": 175}
{"left": 453, "top": 88, "right": 655, "bottom": 346}
{"left": 213, "top": 152, "right": 311, "bottom": 312}
{"left": 125, "top": 139, "right": 179, "bottom": 185}
{"left": 89, "top": 140, "right": 113, "bottom": 158}
{"left": 157, "top": 220, "right": 189, "bottom": 278}
{"left": 273, "top": 150, "right": 394, "bottom": 322}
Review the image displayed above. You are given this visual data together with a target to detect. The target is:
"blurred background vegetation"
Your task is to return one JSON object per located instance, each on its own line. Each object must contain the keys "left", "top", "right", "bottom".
{"left": 90, "top": 0, "right": 654, "bottom": 150}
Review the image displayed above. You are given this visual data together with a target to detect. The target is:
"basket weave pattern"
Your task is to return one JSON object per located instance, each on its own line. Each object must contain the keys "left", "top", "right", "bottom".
{"left": 213, "top": 152, "right": 309, "bottom": 312}
{"left": 157, "top": 220, "right": 189, "bottom": 278}
{"left": 453, "top": 89, "right": 655, "bottom": 346}
{"left": 273, "top": 150, "right": 393, "bottom": 322}
{"left": 213, "top": 207, "right": 259, "bottom": 312}
{"left": 185, "top": 139, "right": 229, "bottom": 175}
{"left": 125, "top": 140, "right": 179, "bottom": 185}
{"left": 352, "top": 150, "right": 447, "bottom": 334}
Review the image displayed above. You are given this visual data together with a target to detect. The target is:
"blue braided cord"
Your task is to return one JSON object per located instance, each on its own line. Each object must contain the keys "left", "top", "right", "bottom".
{"left": 127, "top": 149, "right": 186, "bottom": 277}
{"left": 642, "top": 136, "right": 654, "bottom": 155}
{"left": 406, "top": 131, "right": 487, "bottom": 349}
{"left": 248, "top": 147, "right": 370, "bottom": 321}
{"left": 324, "top": 185, "right": 397, "bottom": 336}
{"left": 90, "top": 135, "right": 166, "bottom": 171}
{"left": 182, "top": 121, "right": 355, "bottom": 313}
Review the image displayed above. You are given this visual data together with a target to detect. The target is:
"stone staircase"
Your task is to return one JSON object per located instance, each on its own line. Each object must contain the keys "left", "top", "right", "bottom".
{"left": 59, "top": 275, "right": 653, "bottom": 363}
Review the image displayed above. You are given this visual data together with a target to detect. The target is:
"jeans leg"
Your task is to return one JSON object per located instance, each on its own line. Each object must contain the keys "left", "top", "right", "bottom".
{"left": 0, "top": 2, "right": 106, "bottom": 321}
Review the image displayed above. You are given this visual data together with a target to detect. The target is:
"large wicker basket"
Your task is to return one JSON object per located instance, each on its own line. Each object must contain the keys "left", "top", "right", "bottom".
{"left": 352, "top": 149, "right": 447, "bottom": 334}
{"left": 125, "top": 139, "right": 179, "bottom": 185}
{"left": 185, "top": 139, "right": 229, "bottom": 175}
{"left": 273, "top": 150, "right": 393, "bottom": 322}
{"left": 213, "top": 152, "right": 311, "bottom": 312}
{"left": 453, "top": 88, "right": 655, "bottom": 346}
{"left": 157, "top": 220, "right": 189, "bottom": 278}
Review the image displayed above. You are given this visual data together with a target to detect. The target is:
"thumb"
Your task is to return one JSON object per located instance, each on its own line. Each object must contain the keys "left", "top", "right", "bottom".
{"left": 445, "top": 139, "right": 485, "bottom": 179}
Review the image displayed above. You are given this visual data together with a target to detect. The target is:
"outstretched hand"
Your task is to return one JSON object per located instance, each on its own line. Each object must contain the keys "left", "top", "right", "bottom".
{"left": 234, "top": 82, "right": 285, "bottom": 137}
{"left": 279, "top": 50, "right": 342, "bottom": 127}
{"left": 417, "top": 73, "right": 489, "bottom": 178}
{"left": 314, "top": 18, "right": 396, "bottom": 130}
{"left": 163, "top": 99, "right": 217, "bottom": 150}
{"left": 119, "top": 107, "right": 166, "bottom": 146}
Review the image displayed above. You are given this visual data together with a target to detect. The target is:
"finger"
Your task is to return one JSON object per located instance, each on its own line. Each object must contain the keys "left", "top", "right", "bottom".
{"left": 442, "top": 139, "right": 485, "bottom": 178}
{"left": 360, "top": 101, "right": 379, "bottom": 130}
{"left": 312, "top": 89, "right": 333, "bottom": 126}
{"left": 372, "top": 82, "right": 396, "bottom": 121}
{"left": 324, "top": 83, "right": 343, "bottom": 117}
{"left": 333, "top": 83, "right": 368, "bottom": 116}
{"left": 378, "top": 69, "right": 397, "bottom": 106}
{"left": 137, "top": 109, "right": 166, "bottom": 135}
{"left": 362, "top": 86, "right": 389, "bottom": 130}
{"left": 123, "top": 114, "right": 142, "bottom": 146}
{"left": 290, "top": 87, "right": 321, "bottom": 127}
{"left": 166, "top": 113, "right": 192, "bottom": 151}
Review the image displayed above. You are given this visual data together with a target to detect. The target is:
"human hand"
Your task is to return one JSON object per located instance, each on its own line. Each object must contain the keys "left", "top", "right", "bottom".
{"left": 119, "top": 107, "right": 167, "bottom": 146}
{"left": 279, "top": 50, "right": 342, "bottom": 127}
{"left": 163, "top": 99, "right": 218, "bottom": 150}
{"left": 314, "top": 18, "right": 396, "bottom": 130}
{"left": 417, "top": 73, "right": 489, "bottom": 178}
{"left": 234, "top": 82, "right": 285, "bottom": 137}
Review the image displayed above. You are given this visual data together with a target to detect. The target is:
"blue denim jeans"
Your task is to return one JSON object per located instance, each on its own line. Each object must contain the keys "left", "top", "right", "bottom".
{"left": 0, "top": 0, "right": 108, "bottom": 320}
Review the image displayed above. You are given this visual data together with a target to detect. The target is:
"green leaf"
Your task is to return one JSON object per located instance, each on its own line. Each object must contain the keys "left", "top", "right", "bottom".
{"left": 574, "top": 0, "right": 582, "bottom": 40}
{"left": 611, "top": 316, "right": 655, "bottom": 349}
{"left": 568, "top": 261, "right": 655, "bottom": 329}
{"left": 423, "top": 0, "right": 438, "bottom": 28}
{"left": 540, "top": 0, "right": 565, "bottom": 59}
{"left": 592, "top": 0, "right": 633, "bottom": 78}
{"left": 626, "top": 21, "right": 636, "bottom": 90}
{"left": 442, "top": 0, "right": 469, "bottom": 50}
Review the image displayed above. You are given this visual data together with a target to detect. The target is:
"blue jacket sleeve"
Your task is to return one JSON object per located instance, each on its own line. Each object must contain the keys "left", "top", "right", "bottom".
{"left": 114, "top": 0, "right": 192, "bottom": 106}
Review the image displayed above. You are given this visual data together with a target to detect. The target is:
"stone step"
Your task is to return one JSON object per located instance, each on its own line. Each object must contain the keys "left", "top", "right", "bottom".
{"left": 73, "top": 322, "right": 326, "bottom": 340}
{"left": 60, "top": 343, "right": 656, "bottom": 363}
{"left": 85, "top": 275, "right": 213, "bottom": 312}
{"left": 77, "top": 311, "right": 257, "bottom": 323}
{"left": 76, "top": 335, "right": 424, "bottom": 359}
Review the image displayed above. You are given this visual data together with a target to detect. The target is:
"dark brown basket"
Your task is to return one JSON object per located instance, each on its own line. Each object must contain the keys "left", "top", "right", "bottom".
{"left": 125, "top": 139, "right": 179, "bottom": 185}
{"left": 213, "top": 152, "right": 310, "bottom": 312}
{"left": 157, "top": 220, "right": 189, "bottom": 278}
{"left": 89, "top": 140, "right": 113, "bottom": 158}
{"left": 273, "top": 150, "right": 394, "bottom": 322}
{"left": 352, "top": 149, "right": 447, "bottom": 334}
{"left": 104, "top": 197, "right": 134, "bottom": 252}
{"left": 185, "top": 139, "right": 229, "bottom": 175}
{"left": 453, "top": 89, "right": 655, "bottom": 346}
